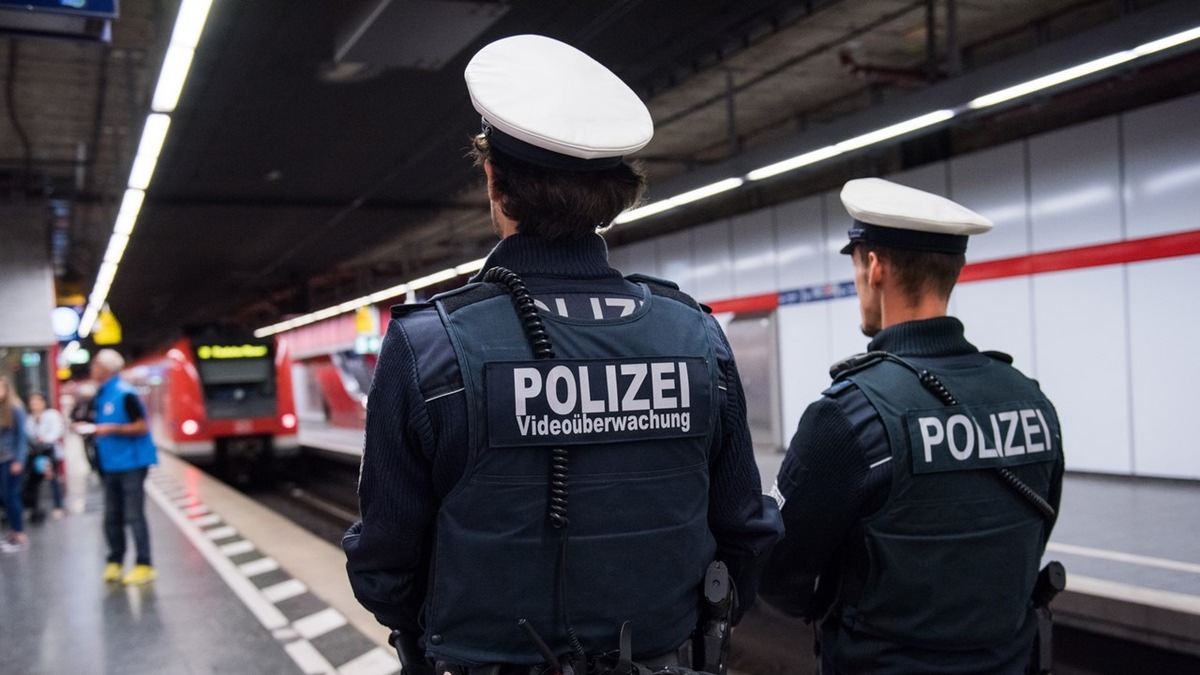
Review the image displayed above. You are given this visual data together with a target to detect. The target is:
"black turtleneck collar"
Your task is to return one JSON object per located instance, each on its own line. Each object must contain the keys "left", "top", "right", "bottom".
{"left": 866, "top": 316, "right": 978, "bottom": 357}
{"left": 469, "top": 233, "right": 621, "bottom": 282}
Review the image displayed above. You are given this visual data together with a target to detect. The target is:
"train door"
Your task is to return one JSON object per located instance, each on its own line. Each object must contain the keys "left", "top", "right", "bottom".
{"left": 722, "top": 311, "right": 782, "bottom": 454}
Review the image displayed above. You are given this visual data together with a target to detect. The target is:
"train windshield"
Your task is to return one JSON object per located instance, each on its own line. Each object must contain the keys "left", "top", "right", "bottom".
{"left": 193, "top": 343, "right": 277, "bottom": 420}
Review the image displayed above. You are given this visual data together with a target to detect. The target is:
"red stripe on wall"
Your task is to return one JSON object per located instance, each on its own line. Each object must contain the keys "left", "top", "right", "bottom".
{"left": 960, "top": 230, "right": 1200, "bottom": 283}
{"left": 707, "top": 292, "right": 780, "bottom": 314}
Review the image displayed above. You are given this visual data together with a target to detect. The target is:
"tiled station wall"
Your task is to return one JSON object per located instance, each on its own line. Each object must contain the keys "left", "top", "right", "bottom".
{"left": 608, "top": 91, "right": 1200, "bottom": 479}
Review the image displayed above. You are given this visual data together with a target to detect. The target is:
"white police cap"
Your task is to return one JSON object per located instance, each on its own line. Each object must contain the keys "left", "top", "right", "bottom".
{"left": 839, "top": 178, "right": 993, "bottom": 254}
{"left": 465, "top": 34, "right": 653, "bottom": 171}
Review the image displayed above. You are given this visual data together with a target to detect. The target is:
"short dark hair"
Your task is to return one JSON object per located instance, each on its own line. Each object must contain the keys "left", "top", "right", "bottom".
{"left": 854, "top": 243, "right": 965, "bottom": 303}
{"left": 470, "top": 134, "right": 647, "bottom": 241}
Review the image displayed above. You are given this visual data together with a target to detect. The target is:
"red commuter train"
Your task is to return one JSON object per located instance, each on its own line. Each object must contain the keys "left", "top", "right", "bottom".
{"left": 125, "top": 335, "right": 299, "bottom": 477}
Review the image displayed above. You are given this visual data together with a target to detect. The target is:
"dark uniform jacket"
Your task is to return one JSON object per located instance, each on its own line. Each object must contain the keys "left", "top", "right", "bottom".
{"left": 344, "top": 233, "right": 783, "bottom": 666}
{"left": 761, "top": 317, "right": 1064, "bottom": 674}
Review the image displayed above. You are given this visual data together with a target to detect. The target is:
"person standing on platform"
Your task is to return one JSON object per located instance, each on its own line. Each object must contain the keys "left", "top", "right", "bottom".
{"left": 760, "top": 178, "right": 1065, "bottom": 674}
{"left": 89, "top": 349, "right": 158, "bottom": 585}
{"left": 24, "top": 392, "right": 68, "bottom": 521}
{"left": 0, "top": 376, "right": 30, "bottom": 553}
{"left": 344, "top": 34, "right": 782, "bottom": 674}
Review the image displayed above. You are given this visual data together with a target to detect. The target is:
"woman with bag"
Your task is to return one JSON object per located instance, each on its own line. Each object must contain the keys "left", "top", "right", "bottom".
{"left": 24, "top": 393, "right": 67, "bottom": 521}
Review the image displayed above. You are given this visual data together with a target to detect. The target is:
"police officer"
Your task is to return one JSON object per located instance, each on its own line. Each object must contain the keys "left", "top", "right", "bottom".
{"left": 760, "top": 178, "right": 1065, "bottom": 674}
{"left": 343, "top": 35, "right": 782, "bottom": 673}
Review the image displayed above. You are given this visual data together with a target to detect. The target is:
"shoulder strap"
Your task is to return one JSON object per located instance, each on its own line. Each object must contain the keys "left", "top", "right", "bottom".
{"left": 981, "top": 350, "right": 1014, "bottom": 364}
{"left": 829, "top": 351, "right": 890, "bottom": 381}
{"left": 625, "top": 273, "right": 707, "bottom": 313}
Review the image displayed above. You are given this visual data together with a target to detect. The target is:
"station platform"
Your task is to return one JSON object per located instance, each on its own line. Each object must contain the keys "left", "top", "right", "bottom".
{"left": 298, "top": 420, "right": 1200, "bottom": 658}
{"left": 10, "top": 422, "right": 1193, "bottom": 673}
{"left": 1, "top": 438, "right": 399, "bottom": 675}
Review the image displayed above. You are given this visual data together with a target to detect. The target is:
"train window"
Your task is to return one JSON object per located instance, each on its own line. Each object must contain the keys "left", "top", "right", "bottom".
{"left": 195, "top": 355, "right": 277, "bottom": 420}
{"left": 196, "top": 357, "right": 272, "bottom": 385}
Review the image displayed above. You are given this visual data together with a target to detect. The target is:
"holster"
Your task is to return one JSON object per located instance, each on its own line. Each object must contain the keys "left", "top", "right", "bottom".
{"left": 692, "top": 561, "right": 734, "bottom": 675}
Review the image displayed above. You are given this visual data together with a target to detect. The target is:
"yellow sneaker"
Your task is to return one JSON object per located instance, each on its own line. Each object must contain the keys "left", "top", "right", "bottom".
{"left": 122, "top": 564, "right": 157, "bottom": 585}
{"left": 103, "top": 562, "right": 123, "bottom": 583}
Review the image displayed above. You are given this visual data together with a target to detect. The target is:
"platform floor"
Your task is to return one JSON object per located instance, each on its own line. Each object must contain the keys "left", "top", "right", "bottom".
{"left": 0, "top": 437, "right": 398, "bottom": 675}
{"left": 303, "top": 420, "right": 1200, "bottom": 653}
{"left": 7, "top": 423, "right": 1198, "bottom": 674}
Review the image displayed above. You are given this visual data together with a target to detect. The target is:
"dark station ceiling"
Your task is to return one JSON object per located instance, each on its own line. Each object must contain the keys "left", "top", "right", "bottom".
{"left": 3, "top": 0, "right": 1200, "bottom": 354}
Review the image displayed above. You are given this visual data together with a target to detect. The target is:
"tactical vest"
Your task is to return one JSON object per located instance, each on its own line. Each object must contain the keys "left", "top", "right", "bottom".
{"left": 422, "top": 278, "right": 719, "bottom": 666}
{"left": 95, "top": 378, "right": 158, "bottom": 473}
{"left": 837, "top": 354, "right": 1060, "bottom": 650}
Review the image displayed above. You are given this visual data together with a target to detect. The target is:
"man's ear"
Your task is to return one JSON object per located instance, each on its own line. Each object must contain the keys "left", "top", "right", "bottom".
{"left": 867, "top": 250, "right": 885, "bottom": 288}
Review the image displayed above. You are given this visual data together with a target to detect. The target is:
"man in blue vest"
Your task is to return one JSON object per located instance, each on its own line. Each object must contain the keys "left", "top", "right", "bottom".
{"left": 90, "top": 348, "right": 159, "bottom": 585}
{"left": 761, "top": 178, "right": 1065, "bottom": 674}
{"left": 344, "top": 34, "right": 782, "bottom": 674}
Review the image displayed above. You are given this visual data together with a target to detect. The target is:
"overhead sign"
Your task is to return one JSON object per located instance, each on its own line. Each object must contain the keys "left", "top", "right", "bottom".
{"left": 354, "top": 305, "right": 379, "bottom": 336}
{"left": 196, "top": 344, "right": 270, "bottom": 360}
{"left": 93, "top": 307, "right": 122, "bottom": 345}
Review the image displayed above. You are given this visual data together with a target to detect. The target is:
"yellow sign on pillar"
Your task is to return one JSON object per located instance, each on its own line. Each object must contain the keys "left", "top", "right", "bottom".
{"left": 354, "top": 305, "right": 379, "bottom": 336}
{"left": 94, "top": 306, "right": 123, "bottom": 345}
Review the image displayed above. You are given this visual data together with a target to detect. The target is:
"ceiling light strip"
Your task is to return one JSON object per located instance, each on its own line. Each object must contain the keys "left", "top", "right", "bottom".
{"left": 79, "top": 0, "right": 213, "bottom": 338}
{"left": 253, "top": 256, "right": 489, "bottom": 338}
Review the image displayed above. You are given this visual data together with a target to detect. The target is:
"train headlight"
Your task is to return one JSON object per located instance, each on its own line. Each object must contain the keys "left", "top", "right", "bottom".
{"left": 281, "top": 413, "right": 297, "bottom": 430}
{"left": 181, "top": 419, "right": 199, "bottom": 436}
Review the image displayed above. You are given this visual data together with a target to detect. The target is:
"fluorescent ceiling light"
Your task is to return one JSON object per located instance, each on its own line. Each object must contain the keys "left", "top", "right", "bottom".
{"left": 746, "top": 145, "right": 844, "bottom": 182}
{"left": 1134, "top": 25, "right": 1200, "bottom": 55}
{"left": 79, "top": 307, "right": 99, "bottom": 338}
{"left": 127, "top": 154, "right": 159, "bottom": 190}
{"left": 366, "top": 283, "right": 410, "bottom": 304}
{"left": 409, "top": 268, "right": 460, "bottom": 290}
{"left": 113, "top": 189, "right": 145, "bottom": 235}
{"left": 152, "top": 46, "right": 195, "bottom": 113}
{"left": 151, "top": 0, "right": 213, "bottom": 112}
{"left": 614, "top": 178, "right": 744, "bottom": 224}
{"left": 456, "top": 257, "right": 487, "bottom": 275}
{"left": 103, "top": 234, "right": 131, "bottom": 264}
{"left": 969, "top": 53, "right": 1135, "bottom": 109}
{"left": 747, "top": 111, "right": 954, "bottom": 182}
{"left": 835, "top": 110, "right": 955, "bottom": 151}
{"left": 170, "top": 0, "right": 213, "bottom": 49}
{"left": 136, "top": 113, "right": 172, "bottom": 159}
{"left": 256, "top": 258, "right": 489, "bottom": 337}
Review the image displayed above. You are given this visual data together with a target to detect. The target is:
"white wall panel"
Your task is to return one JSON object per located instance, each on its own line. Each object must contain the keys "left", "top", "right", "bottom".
{"left": 777, "top": 303, "right": 833, "bottom": 448}
{"left": 950, "top": 142, "right": 1030, "bottom": 261}
{"left": 775, "top": 196, "right": 825, "bottom": 290}
{"left": 828, "top": 297, "right": 869, "bottom": 364}
{"left": 1033, "top": 267, "right": 1131, "bottom": 474}
{"left": 692, "top": 220, "right": 733, "bottom": 302}
{"left": 731, "top": 210, "right": 777, "bottom": 296}
{"left": 657, "top": 230, "right": 696, "bottom": 295}
{"left": 823, "top": 191, "right": 854, "bottom": 286}
{"left": 890, "top": 163, "right": 948, "bottom": 196}
{"left": 1123, "top": 92, "right": 1200, "bottom": 238}
{"left": 618, "top": 239, "right": 658, "bottom": 277}
{"left": 954, "top": 278, "right": 1035, "bottom": 373}
{"left": 606, "top": 245, "right": 628, "bottom": 272}
{"left": 1128, "top": 257, "right": 1200, "bottom": 478}
{"left": 1029, "top": 118, "right": 1122, "bottom": 252}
